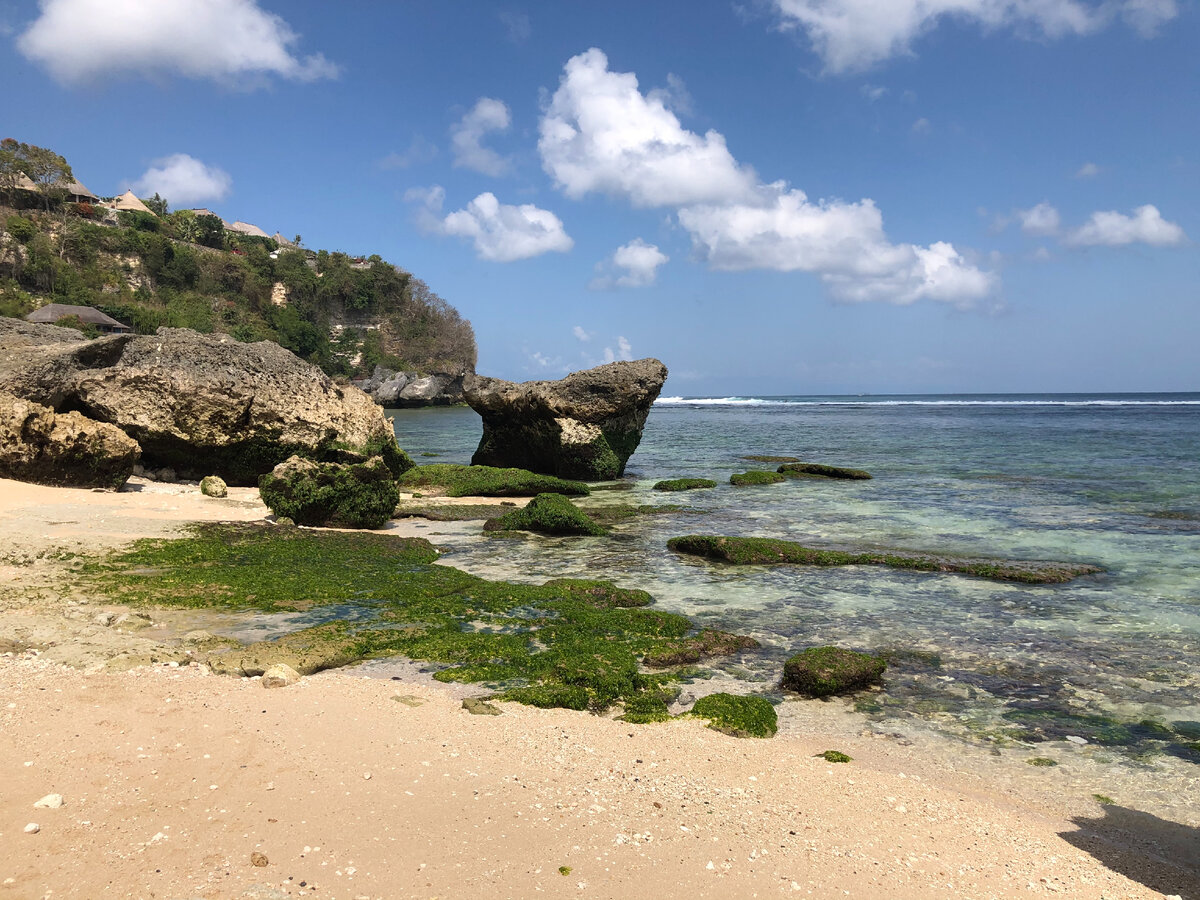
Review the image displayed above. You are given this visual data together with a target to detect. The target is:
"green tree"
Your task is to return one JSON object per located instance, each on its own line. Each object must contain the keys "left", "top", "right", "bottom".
{"left": 20, "top": 143, "right": 73, "bottom": 212}
{"left": 143, "top": 193, "right": 168, "bottom": 217}
{"left": 0, "top": 138, "right": 24, "bottom": 206}
{"left": 169, "top": 209, "right": 200, "bottom": 243}
{"left": 195, "top": 214, "right": 225, "bottom": 249}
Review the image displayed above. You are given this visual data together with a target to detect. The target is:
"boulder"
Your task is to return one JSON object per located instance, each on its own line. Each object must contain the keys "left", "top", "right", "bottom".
{"left": 258, "top": 455, "right": 400, "bottom": 529}
{"left": 0, "top": 391, "right": 140, "bottom": 489}
{"left": 482, "top": 492, "right": 607, "bottom": 536}
{"left": 358, "top": 366, "right": 465, "bottom": 407}
{"left": 781, "top": 646, "right": 887, "bottom": 698}
{"left": 464, "top": 358, "right": 668, "bottom": 480}
{"left": 0, "top": 320, "right": 411, "bottom": 485}
{"left": 200, "top": 475, "right": 228, "bottom": 498}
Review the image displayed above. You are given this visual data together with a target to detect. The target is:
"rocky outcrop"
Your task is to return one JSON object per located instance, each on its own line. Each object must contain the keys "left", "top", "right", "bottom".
{"left": 0, "top": 320, "right": 410, "bottom": 485}
{"left": 463, "top": 358, "right": 668, "bottom": 481}
{"left": 258, "top": 455, "right": 400, "bottom": 529}
{"left": 0, "top": 391, "right": 140, "bottom": 489}
{"left": 356, "top": 366, "right": 465, "bottom": 407}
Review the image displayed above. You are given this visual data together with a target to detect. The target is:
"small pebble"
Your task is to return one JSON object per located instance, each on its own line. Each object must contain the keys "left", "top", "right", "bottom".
{"left": 250, "top": 851, "right": 269, "bottom": 867}
{"left": 33, "top": 793, "right": 64, "bottom": 809}
{"left": 24, "top": 823, "right": 40, "bottom": 834}
{"left": 1065, "top": 735, "right": 1088, "bottom": 745}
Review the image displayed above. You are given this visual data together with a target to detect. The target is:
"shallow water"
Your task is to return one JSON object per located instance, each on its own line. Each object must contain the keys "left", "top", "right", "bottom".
{"left": 388, "top": 395, "right": 1200, "bottom": 783}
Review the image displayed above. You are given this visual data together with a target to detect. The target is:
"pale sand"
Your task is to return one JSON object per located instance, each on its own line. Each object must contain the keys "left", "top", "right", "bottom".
{"left": 0, "top": 478, "right": 1195, "bottom": 900}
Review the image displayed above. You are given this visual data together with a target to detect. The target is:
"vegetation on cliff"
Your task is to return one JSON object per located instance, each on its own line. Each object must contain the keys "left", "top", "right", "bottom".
{"left": 0, "top": 141, "right": 475, "bottom": 378}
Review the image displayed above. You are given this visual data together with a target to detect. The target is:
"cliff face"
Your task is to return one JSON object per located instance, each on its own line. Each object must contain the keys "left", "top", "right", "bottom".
{"left": 355, "top": 366, "right": 465, "bottom": 408}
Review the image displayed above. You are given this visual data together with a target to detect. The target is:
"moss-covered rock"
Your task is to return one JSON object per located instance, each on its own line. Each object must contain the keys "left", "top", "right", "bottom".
{"left": 730, "top": 470, "right": 786, "bottom": 486}
{"left": 482, "top": 493, "right": 607, "bottom": 536}
{"left": 258, "top": 455, "right": 400, "bottom": 529}
{"left": 782, "top": 646, "right": 887, "bottom": 698}
{"left": 398, "top": 463, "right": 589, "bottom": 497}
{"left": 653, "top": 478, "right": 718, "bottom": 492}
{"left": 819, "top": 750, "right": 852, "bottom": 763}
{"left": 689, "top": 693, "right": 778, "bottom": 738}
{"left": 642, "top": 628, "right": 759, "bottom": 667}
{"left": 667, "top": 534, "right": 1103, "bottom": 584}
{"left": 200, "top": 475, "right": 227, "bottom": 498}
{"left": 543, "top": 578, "right": 653, "bottom": 608}
{"left": 778, "top": 462, "right": 872, "bottom": 480}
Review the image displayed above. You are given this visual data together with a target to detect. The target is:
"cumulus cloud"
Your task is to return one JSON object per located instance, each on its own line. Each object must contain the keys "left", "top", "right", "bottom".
{"left": 541, "top": 49, "right": 993, "bottom": 308}
{"left": 539, "top": 48, "right": 758, "bottom": 207}
{"left": 600, "top": 337, "right": 634, "bottom": 364}
{"left": 411, "top": 187, "right": 573, "bottom": 262}
{"left": 450, "top": 98, "right": 513, "bottom": 176}
{"left": 679, "top": 187, "right": 995, "bottom": 306}
{"left": 131, "top": 154, "right": 232, "bottom": 206}
{"left": 769, "top": 0, "right": 1177, "bottom": 73}
{"left": 1065, "top": 204, "right": 1186, "bottom": 247}
{"left": 590, "top": 238, "right": 669, "bottom": 290}
{"left": 17, "top": 0, "right": 337, "bottom": 86}
{"left": 1074, "top": 162, "right": 1102, "bottom": 178}
{"left": 573, "top": 326, "right": 592, "bottom": 342}
{"left": 1017, "top": 202, "right": 1061, "bottom": 236}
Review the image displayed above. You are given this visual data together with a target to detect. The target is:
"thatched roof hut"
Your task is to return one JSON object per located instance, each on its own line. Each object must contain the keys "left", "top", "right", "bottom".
{"left": 106, "top": 190, "right": 154, "bottom": 215}
{"left": 25, "top": 303, "right": 132, "bottom": 334}
{"left": 14, "top": 173, "right": 100, "bottom": 203}
{"left": 227, "top": 220, "right": 270, "bottom": 238}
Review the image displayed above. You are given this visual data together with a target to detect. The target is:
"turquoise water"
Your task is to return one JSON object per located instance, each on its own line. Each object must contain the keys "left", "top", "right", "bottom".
{"left": 389, "top": 395, "right": 1200, "bottom": 762}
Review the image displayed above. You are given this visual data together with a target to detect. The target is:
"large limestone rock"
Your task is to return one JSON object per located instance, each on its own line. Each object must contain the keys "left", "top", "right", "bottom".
{"left": 0, "top": 320, "right": 409, "bottom": 485}
{"left": 1, "top": 391, "right": 141, "bottom": 489}
{"left": 463, "top": 358, "right": 668, "bottom": 480}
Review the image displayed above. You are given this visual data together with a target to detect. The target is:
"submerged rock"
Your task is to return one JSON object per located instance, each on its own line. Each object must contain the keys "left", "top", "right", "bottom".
{"left": 778, "top": 462, "right": 872, "bottom": 480}
{"left": 730, "top": 470, "right": 786, "bottom": 486}
{"left": 0, "top": 391, "right": 140, "bottom": 489}
{"left": 463, "top": 358, "right": 668, "bottom": 481}
{"left": 782, "top": 646, "right": 887, "bottom": 698}
{"left": 653, "top": 478, "right": 717, "bottom": 492}
{"left": 0, "top": 320, "right": 410, "bottom": 485}
{"left": 259, "top": 455, "right": 400, "bottom": 529}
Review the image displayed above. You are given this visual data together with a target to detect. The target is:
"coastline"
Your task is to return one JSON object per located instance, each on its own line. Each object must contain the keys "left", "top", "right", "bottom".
{"left": 0, "top": 478, "right": 1194, "bottom": 899}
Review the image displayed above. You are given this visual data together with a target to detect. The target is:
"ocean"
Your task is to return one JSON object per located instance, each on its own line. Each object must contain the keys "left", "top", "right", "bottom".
{"left": 388, "top": 394, "right": 1200, "bottom": 798}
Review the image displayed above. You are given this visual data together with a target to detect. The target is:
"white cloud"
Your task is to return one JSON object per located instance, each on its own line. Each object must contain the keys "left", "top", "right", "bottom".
{"left": 590, "top": 238, "right": 669, "bottom": 290}
{"left": 18, "top": 0, "right": 337, "bottom": 86}
{"left": 600, "top": 336, "right": 634, "bottom": 364}
{"left": 573, "top": 326, "right": 592, "bottom": 342}
{"left": 679, "top": 186, "right": 994, "bottom": 306}
{"left": 450, "top": 98, "right": 512, "bottom": 177}
{"left": 1017, "top": 202, "right": 1061, "bottom": 236}
{"left": 378, "top": 136, "right": 438, "bottom": 170}
{"left": 539, "top": 48, "right": 757, "bottom": 207}
{"left": 131, "top": 154, "right": 232, "bottom": 206}
{"left": 1065, "top": 204, "right": 1187, "bottom": 247}
{"left": 861, "top": 84, "right": 888, "bottom": 101}
{"left": 540, "top": 49, "right": 993, "bottom": 307}
{"left": 911, "top": 117, "right": 931, "bottom": 133}
{"left": 769, "top": 0, "right": 1177, "bottom": 73}
{"left": 1074, "top": 162, "right": 1102, "bottom": 178}
{"left": 415, "top": 189, "right": 572, "bottom": 262}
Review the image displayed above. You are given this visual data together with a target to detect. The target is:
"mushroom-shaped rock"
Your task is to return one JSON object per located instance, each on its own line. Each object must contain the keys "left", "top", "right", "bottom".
{"left": 463, "top": 358, "right": 667, "bottom": 481}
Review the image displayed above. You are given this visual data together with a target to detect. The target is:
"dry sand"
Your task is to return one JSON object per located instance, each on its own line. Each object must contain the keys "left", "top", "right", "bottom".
{"left": 0, "top": 477, "right": 1195, "bottom": 900}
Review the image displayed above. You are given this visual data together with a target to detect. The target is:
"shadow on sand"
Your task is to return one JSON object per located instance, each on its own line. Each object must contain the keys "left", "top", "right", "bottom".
{"left": 1060, "top": 804, "right": 1200, "bottom": 899}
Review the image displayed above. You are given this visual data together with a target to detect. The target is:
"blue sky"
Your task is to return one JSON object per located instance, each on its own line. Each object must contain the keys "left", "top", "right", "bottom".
{"left": 2, "top": 0, "right": 1197, "bottom": 395}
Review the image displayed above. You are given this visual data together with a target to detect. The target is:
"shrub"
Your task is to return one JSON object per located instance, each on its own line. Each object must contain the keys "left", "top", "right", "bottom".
{"left": 5, "top": 215, "right": 35, "bottom": 244}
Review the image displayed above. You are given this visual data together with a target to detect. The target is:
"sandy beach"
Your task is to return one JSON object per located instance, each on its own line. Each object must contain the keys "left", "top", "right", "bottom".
{"left": 1, "top": 478, "right": 1195, "bottom": 900}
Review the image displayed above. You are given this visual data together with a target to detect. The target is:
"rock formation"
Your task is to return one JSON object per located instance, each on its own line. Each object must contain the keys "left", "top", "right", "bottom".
{"left": 357, "top": 366, "right": 465, "bottom": 408}
{"left": 463, "top": 358, "right": 667, "bottom": 481}
{"left": 258, "top": 455, "right": 400, "bottom": 529}
{"left": 0, "top": 319, "right": 410, "bottom": 485}
{"left": 1, "top": 391, "right": 140, "bottom": 489}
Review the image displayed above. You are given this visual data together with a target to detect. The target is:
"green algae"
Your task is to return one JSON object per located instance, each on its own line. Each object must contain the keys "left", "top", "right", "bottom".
{"left": 688, "top": 693, "right": 778, "bottom": 738}
{"left": 581, "top": 503, "right": 687, "bottom": 525}
{"left": 819, "top": 750, "right": 852, "bottom": 763}
{"left": 730, "top": 470, "right": 786, "bottom": 486}
{"left": 667, "top": 535, "right": 1103, "bottom": 584}
{"left": 83, "top": 523, "right": 754, "bottom": 714}
{"left": 482, "top": 493, "right": 607, "bottom": 536}
{"left": 259, "top": 456, "right": 400, "bottom": 529}
{"left": 393, "top": 503, "right": 508, "bottom": 521}
{"left": 398, "top": 464, "right": 589, "bottom": 497}
{"left": 782, "top": 646, "right": 887, "bottom": 698}
{"left": 1093, "top": 794, "right": 1115, "bottom": 806}
{"left": 1027, "top": 757, "right": 1058, "bottom": 767}
{"left": 777, "top": 462, "right": 872, "bottom": 480}
{"left": 653, "top": 478, "right": 718, "bottom": 492}
{"left": 642, "top": 628, "right": 759, "bottom": 668}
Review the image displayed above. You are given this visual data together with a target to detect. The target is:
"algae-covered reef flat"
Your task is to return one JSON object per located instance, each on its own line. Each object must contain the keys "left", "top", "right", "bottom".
{"left": 398, "top": 463, "right": 589, "bottom": 497}
{"left": 667, "top": 535, "right": 1103, "bottom": 584}
{"left": 84, "top": 523, "right": 756, "bottom": 715}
